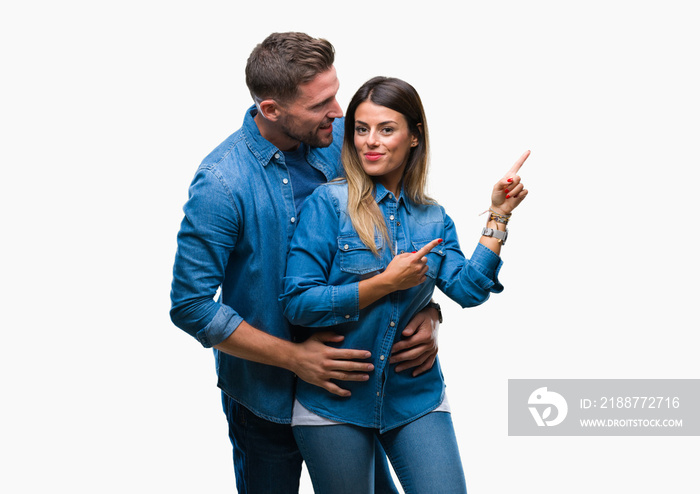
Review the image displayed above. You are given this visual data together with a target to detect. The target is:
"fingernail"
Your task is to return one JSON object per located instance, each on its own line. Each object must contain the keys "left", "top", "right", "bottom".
{"left": 505, "top": 188, "right": 509, "bottom": 193}
{"left": 507, "top": 178, "right": 513, "bottom": 183}
{"left": 506, "top": 194, "right": 511, "bottom": 198}
{"left": 438, "top": 238, "right": 443, "bottom": 243}
{"left": 412, "top": 251, "right": 417, "bottom": 253}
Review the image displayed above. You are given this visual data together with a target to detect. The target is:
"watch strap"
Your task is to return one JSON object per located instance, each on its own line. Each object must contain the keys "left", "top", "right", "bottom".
{"left": 481, "top": 226, "right": 508, "bottom": 245}
{"left": 425, "top": 301, "right": 443, "bottom": 324}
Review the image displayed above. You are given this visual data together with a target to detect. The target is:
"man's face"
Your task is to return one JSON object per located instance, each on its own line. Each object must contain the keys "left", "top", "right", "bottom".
{"left": 277, "top": 66, "right": 343, "bottom": 149}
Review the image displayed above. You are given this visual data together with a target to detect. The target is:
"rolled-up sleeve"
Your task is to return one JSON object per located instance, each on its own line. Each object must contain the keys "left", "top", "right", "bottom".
{"left": 437, "top": 214, "right": 504, "bottom": 308}
{"left": 280, "top": 187, "right": 360, "bottom": 327}
{"left": 463, "top": 242, "right": 504, "bottom": 293}
{"left": 170, "top": 167, "right": 244, "bottom": 347}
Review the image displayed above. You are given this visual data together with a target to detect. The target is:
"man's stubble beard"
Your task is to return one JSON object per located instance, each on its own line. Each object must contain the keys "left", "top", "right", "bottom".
{"left": 280, "top": 119, "right": 334, "bottom": 149}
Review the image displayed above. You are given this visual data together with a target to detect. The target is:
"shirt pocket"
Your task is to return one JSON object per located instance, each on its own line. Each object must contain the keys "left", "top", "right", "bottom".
{"left": 338, "top": 234, "right": 385, "bottom": 276}
{"left": 411, "top": 238, "right": 446, "bottom": 279}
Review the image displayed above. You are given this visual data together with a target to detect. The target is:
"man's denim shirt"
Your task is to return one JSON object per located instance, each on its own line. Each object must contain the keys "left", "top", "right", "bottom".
{"left": 170, "top": 106, "right": 344, "bottom": 423}
{"left": 280, "top": 181, "right": 504, "bottom": 432}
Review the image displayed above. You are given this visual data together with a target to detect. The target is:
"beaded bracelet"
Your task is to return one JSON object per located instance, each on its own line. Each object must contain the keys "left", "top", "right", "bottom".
{"left": 480, "top": 208, "right": 512, "bottom": 225}
{"left": 490, "top": 209, "right": 511, "bottom": 224}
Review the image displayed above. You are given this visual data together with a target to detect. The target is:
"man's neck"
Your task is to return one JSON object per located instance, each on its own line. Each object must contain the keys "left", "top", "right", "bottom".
{"left": 254, "top": 112, "right": 300, "bottom": 152}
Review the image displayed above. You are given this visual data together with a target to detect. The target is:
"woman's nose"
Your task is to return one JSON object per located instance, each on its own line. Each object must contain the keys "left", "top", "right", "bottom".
{"left": 367, "top": 130, "right": 380, "bottom": 146}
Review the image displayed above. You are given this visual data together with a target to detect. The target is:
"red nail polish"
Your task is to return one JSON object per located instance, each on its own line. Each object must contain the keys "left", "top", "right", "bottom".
{"left": 507, "top": 178, "right": 513, "bottom": 183}
{"left": 438, "top": 238, "right": 443, "bottom": 243}
{"left": 506, "top": 194, "right": 511, "bottom": 199}
{"left": 412, "top": 251, "right": 417, "bottom": 253}
{"left": 505, "top": 188, "right": 509, "bottom": 193}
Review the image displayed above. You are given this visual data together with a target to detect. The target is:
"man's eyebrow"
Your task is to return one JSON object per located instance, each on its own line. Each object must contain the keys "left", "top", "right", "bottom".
{"left": 311, "top": 96, "right": 335, "bottom": 109}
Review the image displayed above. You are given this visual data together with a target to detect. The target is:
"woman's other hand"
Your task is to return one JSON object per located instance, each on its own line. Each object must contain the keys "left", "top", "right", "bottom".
{"left": 358, "top": 238, "right": 443, "bottom": 309}
{"left": 382, "top": 238, "right": 443, "bottom": 291}
{"left": 490, "top": 150, "right": 530, "bottom": 215}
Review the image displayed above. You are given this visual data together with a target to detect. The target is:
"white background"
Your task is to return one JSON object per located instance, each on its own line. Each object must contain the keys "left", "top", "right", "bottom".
{"left": 2, "top": 1, "right": 698, "bottom": 492}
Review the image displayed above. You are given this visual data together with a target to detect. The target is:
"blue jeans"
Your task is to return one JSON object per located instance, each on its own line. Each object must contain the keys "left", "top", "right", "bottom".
{"left": 293, "top": 412, "right": 467, "bottom": 494}
{"left": 222, "top": 393, "right": 399, "bottom": 493}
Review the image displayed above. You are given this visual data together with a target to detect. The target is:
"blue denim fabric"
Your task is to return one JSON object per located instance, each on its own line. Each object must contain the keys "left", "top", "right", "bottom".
{"left": 280, "top": 181, "right": 503, "bottom": 432}
{"left": 170, "top": 106, "right": 344, "bottom": 423}
{"left": 222, "top": 393, "right": 399, "bottom": 494}
{"left": 293, "top": 412, "right": 467, "bottom": 494}
{"left": 222, "top": 393, "right": 303, "bottom": 494}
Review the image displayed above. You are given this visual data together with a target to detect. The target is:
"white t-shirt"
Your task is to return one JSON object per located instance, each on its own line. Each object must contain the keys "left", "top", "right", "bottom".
{"left": 292, "top": 394, "right": 451, "bottom": 427}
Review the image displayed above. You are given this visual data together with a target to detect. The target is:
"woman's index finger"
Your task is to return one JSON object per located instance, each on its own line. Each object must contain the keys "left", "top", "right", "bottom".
{"left": 414, "top": 238, "right": 442, "bottom": 258}
{"left": 505, "top": 150, "right": 531, "bottom": 177}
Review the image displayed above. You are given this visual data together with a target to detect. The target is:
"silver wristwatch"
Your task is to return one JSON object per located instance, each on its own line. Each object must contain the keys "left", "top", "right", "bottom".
{"left": 481, "top": 227, "right": 508, "bottom": 245}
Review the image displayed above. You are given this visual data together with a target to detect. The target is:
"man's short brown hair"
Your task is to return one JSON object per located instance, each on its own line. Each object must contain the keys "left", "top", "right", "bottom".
{"left": 245, "top": 32, "right": 335, "bottom": 104}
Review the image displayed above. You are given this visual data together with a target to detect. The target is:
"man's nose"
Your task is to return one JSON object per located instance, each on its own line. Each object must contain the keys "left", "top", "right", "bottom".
{"left": 327, "top": 98, "right": 343, "bottom": 119}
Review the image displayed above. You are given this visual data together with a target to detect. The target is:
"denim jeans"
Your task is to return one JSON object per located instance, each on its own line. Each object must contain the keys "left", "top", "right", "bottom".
{"left": 222, "top": 394, "right": 302, "bottom": 493}
{"left": 293, "top": 412, "right": 467, "bottom": 494}
{"left": 222, "top": 393, "right": 399, "bottom": 493}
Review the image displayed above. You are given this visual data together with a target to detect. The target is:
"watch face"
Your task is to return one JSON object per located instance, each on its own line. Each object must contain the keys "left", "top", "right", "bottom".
{"left": 482, "top": 227, "right": 507, "bottom": 243}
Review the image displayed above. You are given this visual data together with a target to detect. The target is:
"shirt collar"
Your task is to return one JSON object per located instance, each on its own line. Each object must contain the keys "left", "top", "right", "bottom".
{"left": 241, "top": 105, "right": 281, "bottom": 167}
{"left": 374, "top": 182, "right": 414, "bottom": 215}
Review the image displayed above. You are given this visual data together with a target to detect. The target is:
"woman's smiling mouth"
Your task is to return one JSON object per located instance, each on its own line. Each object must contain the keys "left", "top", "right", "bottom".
{"left": 364, "top": 152, "right": 383, "bottom": 161}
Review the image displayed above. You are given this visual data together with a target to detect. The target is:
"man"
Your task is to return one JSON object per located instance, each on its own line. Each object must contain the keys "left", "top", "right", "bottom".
{"left": 170, "top": 32, "right": 441, "bottom": 493}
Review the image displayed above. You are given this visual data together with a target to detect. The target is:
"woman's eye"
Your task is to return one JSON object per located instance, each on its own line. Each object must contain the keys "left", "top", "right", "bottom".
{"left": 381, "top": 127, "right": 394, "bottom": 134}
{"left": 355, "top": 126, "right": 368, "bottom": 134}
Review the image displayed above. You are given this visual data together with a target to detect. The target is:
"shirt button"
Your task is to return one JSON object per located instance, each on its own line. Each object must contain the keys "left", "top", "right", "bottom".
{"left": 400, "top": 250, "right": 405, "bottom": 254}
{"left": 377, "top": 392, "right": 381, "bottom": 397}
{"left": 282, "top": 178, "right": 289, "bottom": 184}
{"left": 389, "top": 215, "right": 395, "bottom": 221}
{"left": 438, "top": 250, "right": 443, "bottom": 254}
{"left": 274, "top": 153, "right": 280, "bottom": 159}
{"left": 380, "top": 355, "right": 385, "bottom": 361}
{"left": 389, "top": 321, "right": 395, "bottom": 327}
{"left": 345, "top": 314, "right": 350, "bottom": 319}
{"left": 344, "top": 244, "right": 349, "bottom": 250}
{"left": 290, "top": 217, "right": 296, "bottom": 223}
{"left": 397, "top": 221, "right": 401, "bottom": 226}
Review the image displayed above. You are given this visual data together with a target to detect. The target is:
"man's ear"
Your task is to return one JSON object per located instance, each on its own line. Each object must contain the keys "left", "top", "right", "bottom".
{"left": 258, "top": 99, "right": 282, "bottom": 121}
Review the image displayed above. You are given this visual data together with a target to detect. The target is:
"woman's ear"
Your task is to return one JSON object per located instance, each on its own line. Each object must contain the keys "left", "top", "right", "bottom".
{"left": 411, "top": 123, "right": 423, "bottom": 147}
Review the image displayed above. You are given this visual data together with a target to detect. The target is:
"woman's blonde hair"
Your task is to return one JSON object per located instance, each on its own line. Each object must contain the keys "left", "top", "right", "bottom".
{"left": 342, "top": 77, "right": 433, "bottom": 254}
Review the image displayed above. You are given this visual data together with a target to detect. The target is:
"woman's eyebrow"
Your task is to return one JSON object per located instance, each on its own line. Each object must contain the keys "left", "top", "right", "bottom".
{"left": 355, "top": 119, "right": 398, "bottom": 126}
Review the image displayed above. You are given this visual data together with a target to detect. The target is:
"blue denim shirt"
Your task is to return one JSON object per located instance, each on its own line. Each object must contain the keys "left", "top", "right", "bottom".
{"left": 280, "top": 181, "right": 504, "bottom": 432}
{"left": 170, "top": 106, "right": 344, "bottom": 423}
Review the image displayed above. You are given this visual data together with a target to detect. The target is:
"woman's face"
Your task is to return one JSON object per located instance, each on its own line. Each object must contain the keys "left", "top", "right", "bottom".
{"left": 353, "top": 101, "right": 417, "bottom": 194}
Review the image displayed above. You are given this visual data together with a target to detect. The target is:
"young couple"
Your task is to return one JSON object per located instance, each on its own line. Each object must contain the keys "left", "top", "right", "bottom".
{"left": 171, "top": 32, "right": 528, "bottom": 494}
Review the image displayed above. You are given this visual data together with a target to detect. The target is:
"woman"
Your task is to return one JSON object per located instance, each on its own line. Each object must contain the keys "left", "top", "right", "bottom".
{"left": 279, "top": 76, "right": 529, "bottom": 493}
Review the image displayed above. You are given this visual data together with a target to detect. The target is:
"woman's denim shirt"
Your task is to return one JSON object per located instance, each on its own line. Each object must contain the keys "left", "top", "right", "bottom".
{"left": 280, "top": 181, "right": 504, "bottom": 432}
